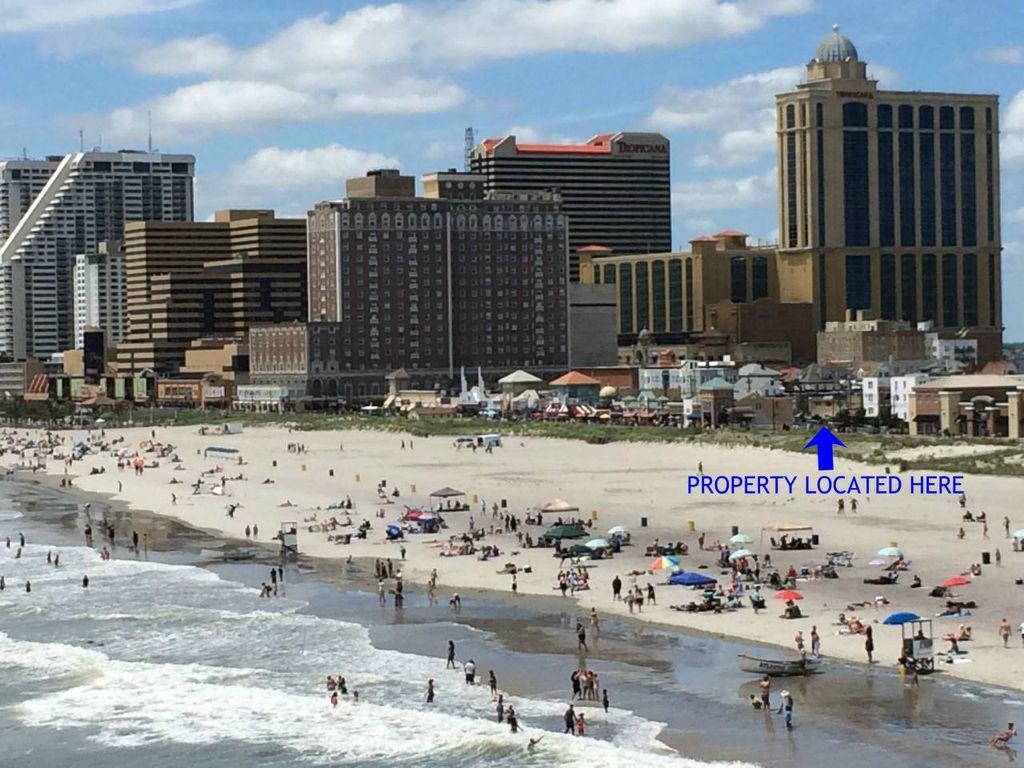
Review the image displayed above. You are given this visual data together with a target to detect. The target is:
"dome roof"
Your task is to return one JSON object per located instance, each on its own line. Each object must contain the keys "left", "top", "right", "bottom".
{"left": 815, "top": 24, "right": 858, "bottom": 63}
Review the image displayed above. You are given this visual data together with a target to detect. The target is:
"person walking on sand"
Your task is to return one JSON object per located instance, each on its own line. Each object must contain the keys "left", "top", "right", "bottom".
{"left": 1000, "top": 618, "right": 1012, "bottom": 647}
{"left": 612, "top": 575, "right": 622, "bottom": 600}
{"left": 1005, "top": 516, "right": 1012, "bottom": 539}
{"left": 865, "top": 625, "right": 875, "bottom": 663}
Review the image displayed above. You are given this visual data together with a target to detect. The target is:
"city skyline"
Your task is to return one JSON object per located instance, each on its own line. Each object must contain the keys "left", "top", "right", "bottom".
{"left": 1, "top": 0, "right": 1022, "bottom": 335}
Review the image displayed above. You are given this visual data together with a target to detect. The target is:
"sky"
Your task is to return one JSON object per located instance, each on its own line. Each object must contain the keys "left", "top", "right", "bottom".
{"left": 1, "top": 0, "right": 1022, "bottom": 335}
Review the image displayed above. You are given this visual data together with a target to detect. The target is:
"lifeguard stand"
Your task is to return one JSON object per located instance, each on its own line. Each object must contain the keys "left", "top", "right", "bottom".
{"left": 901, "top": 618, "right": 934, "bottom": 673}
{"left": 279, "top": 522, "right": 298, "bottom": 560}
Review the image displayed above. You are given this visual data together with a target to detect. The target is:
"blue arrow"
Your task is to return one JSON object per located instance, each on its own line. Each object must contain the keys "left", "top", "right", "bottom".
{"left": 803, "top": 426, "right": 846, "bottom": 471}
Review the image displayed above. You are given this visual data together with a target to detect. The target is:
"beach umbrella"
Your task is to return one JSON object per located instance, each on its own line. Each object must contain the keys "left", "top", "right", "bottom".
{"left": 607, "top": 525, "right": 629, "bottom": 535}
{"left": 544, "top": 525, "right": 585, "bottom": 540}
{"left": 728, "top": 548, "right": 753, "bottom": 561}
{"left": 585, "top": 538, "right": 610, "bottom": 549}
{"left": 867, "top": 558, "right": 887, "bottom": 566}
{"left": 729, "top": 533, "right": 753, "bottom": 545}
{"left": 883, "top": 611, "right": 921, "bottom": 625}
{"left": 650, "top": 556, "right": 681, "bottom": 570}
{"left": 774, "top": 590, "right": 804, "bottom": 601}
{"left": 668, "top": 571, "right": 717, "bottom": 586}
{"left": 1013, "top": 529, "right": 1024, "bottom": 539}
{"left": 942, "top": 576, "right": 971, "bottom": 587}
{"left": 877, "top": 546, "right": 903, "bottom": 558}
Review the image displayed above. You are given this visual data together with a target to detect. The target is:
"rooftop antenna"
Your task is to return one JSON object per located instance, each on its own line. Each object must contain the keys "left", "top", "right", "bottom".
{"left": 147, "top": 110, "right": 153, "bottom": 153}
{"left": 22, "top": 147, "right": 27, "bottom": 160}
{"left": 79, "top": 129, "right": 84, "bottom": 152}
{"left": 464, "top": 126, "right": 475, "bottom": 172}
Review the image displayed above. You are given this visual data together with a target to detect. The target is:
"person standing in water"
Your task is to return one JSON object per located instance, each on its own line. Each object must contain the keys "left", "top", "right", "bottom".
{"left": 777, "top": 689, "right": 795, "bottom": 729}
{"left": 446, "top": 640, "right": 456, "bottom": 669}
{"left": 82, "top": 575, "right": 89, "bottom": 588}
{"left": 865, "top": 626, "right": 875, "bottom": 663}
{"left": 602, "top": 688, "right": 610, "bottom": 713}
{"left": 425, "top": 679, "right": 435, "bottom": 704}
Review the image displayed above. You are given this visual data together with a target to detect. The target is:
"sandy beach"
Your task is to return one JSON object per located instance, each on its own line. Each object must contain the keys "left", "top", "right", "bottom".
{"left": 8, "top": 423, "right": 1024, "bottom": 693}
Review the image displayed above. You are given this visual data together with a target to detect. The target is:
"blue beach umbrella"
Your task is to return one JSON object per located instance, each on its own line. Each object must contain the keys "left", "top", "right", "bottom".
{"left": 668, "top": 571, "right": 717, "bottom": 586}
{"left": 883, "top": 611, "right": 921, "bottom": 625}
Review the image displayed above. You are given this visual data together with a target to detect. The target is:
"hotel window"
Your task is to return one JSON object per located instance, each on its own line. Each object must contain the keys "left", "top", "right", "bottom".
{"left": 817, "top": 129, "right": 826, "bottom": 246}
{"left": 787, "top": 133, "right": 798, "bottom": 246}
{"left": 988, "top": 253, "right": 997, "bottom": 327}
{"left": 880, "top": 254, "right": 896, "bottom": 319}
{"left": 963, "top": 253, "right": 978, "bottom": 326}
{"left": 877, "top": 104, "right": 892, "bottom": 128}
{"left": 843, "top": 102, "right": 867, "bottom": 127}
{"left": 618, "top": 264, "right": 633, "bottom": 334}
{"left": 752, "top": 256, "right": 769, "bottom": 300}
{"left": 986, "top": 131, "right": 995, "bottom": 242}
{"left": 960, "top": 132, "right": 976, "bottom": 247}
{"left": 942, "top": 253, "right": 959, "bottom": 327}
{"left": 878, "top": 128, "right": 895, "bottom": 247}
{"left": 919, "top": 130, "right": 936, "bottom": 246}
{"left": 816, "top": 102, "right": 824, "bottom": 127}
{"left": 652, "top": 260, "right": 666, "bottom": 331}
{"left": 668, "top": 259, "right": 683, "bottom": 331}
{"left": 684, "top": 259, "right": 694, "bottom": 329}
{"left": 845, "top": 254, "right": 871, "bottom": 311}
{"left": 940, "top": 132, "right": 957, "bottom": 246}
{"left": 900, "top": 254, "right": 917, "bottom": 323}
{"left": 922, "top": 254, "right": 938, "bottom": 322}
{"left": 960, "top": 106, "right": 975, "bottom": 130}
{"left": 786, "top": 104, "right": 795, "bottom": 129}
{"left": 635, "top": 262, "right": 649, "bottom": 331}
{"left": 940, "top": 106, "right": 954, "bottom": 130}
{"left": 730, "top": 257, "right": 747, "bottom": 302}
{"left": 602, "top": 264, "right": 616, "bottom": 284}
{"left": 919, "top": 105, "right": 934, "bottom": 130}
{"left": 843, "top": 129, "right": 870, "bottom": 247}
{"left": 898, "top": 130, "right": 916, "bottom": 246}
{"left": 898, "top": 105, "right": 913, "bottom": 129}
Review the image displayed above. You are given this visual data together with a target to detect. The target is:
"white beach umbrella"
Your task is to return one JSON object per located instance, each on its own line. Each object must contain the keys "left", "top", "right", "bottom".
{"left": 729, "top": 533, "right": 753, "bottom": 545}
{"left": 607, "top": 525, "right": 628, "bottom": 535}
{"left": 586, "top": 538, "right": 610, "bottom": 549}
{"left": 729, "top": 548, "right": 753, "bottom": 561}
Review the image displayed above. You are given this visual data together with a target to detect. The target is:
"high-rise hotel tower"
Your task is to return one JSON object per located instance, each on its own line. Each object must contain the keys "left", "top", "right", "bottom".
{"left": 776, "top": 26, "right": 1001, "bottom": 357}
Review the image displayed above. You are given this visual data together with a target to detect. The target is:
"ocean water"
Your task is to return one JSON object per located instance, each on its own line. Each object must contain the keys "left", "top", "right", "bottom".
{"left": 0, "top": 515, "right": 744, "bottom": 767}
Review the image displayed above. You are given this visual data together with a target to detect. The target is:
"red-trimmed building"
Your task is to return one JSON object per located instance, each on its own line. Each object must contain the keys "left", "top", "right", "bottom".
{"left": 471, "top": 132, "right": 671, "bottom": 280}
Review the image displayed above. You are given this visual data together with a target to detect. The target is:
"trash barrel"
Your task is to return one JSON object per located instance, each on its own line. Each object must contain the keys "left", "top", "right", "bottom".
{"left": 329, "top": 468, "right": 334, "bottom": 477}
{"left": 590, "top": 510, "right": 597, "bottom": 522}
{"left": 501, "top": 499, "right": 507, "bottom": 508}
{"left": 687, "top": 520, "right": 695, "bottom": 532}
{"left": 982, "top": 551, "right": 991, "bottom": 565}
{"left": 472, "top": 493, "right": 478, "bottom": 504}
{"left": 731, "top": 525, "right": 739, "bottom": 536}
{"left": 641, "top": 517, "right": 648, "bottom": 528}
{"left": 272, "top": 460, "right": 277, "bottom": 467}
{"left": 411, "top": 484, "right": 416, "bottom": 493}
{"left": 812, "top": 533, "right": 820, "bottom": 546}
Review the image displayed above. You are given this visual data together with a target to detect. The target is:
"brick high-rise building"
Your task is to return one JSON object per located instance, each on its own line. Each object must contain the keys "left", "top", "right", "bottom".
{"left": 471, "top": 132, "right": 671, "bottom": 281}
{"left": 305, "top": 169, "right": 569, "bottom": 399}
{"left": 117, "top": 210, "right": 306, "bottom": 375}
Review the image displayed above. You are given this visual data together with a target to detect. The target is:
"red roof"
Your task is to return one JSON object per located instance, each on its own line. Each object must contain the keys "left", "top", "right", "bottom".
{"left": 550, "top": 371, "right": 601, "bottom": 387}
{"left": 578, "top": 244, "right": 613, "bottom": 254}
{"left": 479, "top": 134, "right": 614, "bottom": 156}
{"left": 714, "top": 229, "right": 748, "bottom": 237}
{"left": 689, "top": 235, "right": 717, "bottom": 243}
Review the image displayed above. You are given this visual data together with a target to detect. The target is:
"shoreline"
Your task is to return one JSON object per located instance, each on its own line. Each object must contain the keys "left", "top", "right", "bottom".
{"left": 8, "top": 469, "right": 1024, "bottom": 768}
{"left": 9, "top": 423, "right": 1024, "bottom": 694}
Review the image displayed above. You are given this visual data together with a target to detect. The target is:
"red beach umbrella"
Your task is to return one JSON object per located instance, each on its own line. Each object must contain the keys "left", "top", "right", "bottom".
{"left": 942, "top": 576, "right": 971, "bottom": 587}
{"left": 775, "top": 590, "right": 804, "bottom": 601}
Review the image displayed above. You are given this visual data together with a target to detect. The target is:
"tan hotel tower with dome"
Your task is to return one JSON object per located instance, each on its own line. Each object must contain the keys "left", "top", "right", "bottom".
{"left": 775, "top": 25, "right": 1002, "bottom": 359}
{"left": 580, "top": 26, "right": 1003, "bottom": 363}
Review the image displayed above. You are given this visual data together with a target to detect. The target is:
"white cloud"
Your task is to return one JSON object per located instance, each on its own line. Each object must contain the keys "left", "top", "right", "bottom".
{"left": 0, "top": 0, "right": 200, "bottom": 32}
{"left": 92, "top": 0, "right": 813, "bottom": 141}
{"left": 652, "top": 62, "right": 900, "bottom": 168}
{"left": 672, "top": 168, "right": 776, "bottom": 212}
{"left": 198, "top": 144, "right": 400, "bottom": 216}
{"left": 505, "top": 124, "right": 583, "bottom": 145}
{"left": 1003, "top": 90, "right": 1024, "bottom": 165}
{"left": 979, "top": 45, "right": 1024, "bottom": 64}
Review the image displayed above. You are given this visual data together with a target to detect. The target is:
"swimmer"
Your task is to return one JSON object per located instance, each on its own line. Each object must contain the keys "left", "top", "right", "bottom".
{"left": 527, "top": 736, "right": 544, "bottom": 752}
{"left": 990, "top": 723, "right": 1017, "bottom": 747}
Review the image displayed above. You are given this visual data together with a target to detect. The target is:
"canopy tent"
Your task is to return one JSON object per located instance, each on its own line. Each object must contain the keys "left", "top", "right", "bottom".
{"left": 585, "top": 538, "right": 610, "bottom": 549}
{"left": 667, "top": 571, "right": 716, "bottom": 586}
{"left": 430, "top": 486, "right": 466, "bottom": 498}
{"left": 536, "top": 498, "right": 579, "bottom": 515}
{"left": 877, "top": 546, "right": 903, "bottom": 558}
{"left": 544, "top": 525, "right": 586, "bottom": 540}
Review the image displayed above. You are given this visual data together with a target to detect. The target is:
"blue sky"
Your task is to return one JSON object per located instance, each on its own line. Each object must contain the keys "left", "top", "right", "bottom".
{"left": 2, "top": 0, "right": 1023, "bottom": 335}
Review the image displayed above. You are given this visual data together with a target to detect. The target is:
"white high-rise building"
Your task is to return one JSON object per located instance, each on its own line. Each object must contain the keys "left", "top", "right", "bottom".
{"left": 0, "top": 150, "right": 195, "bottom": 359}
{"left": 73, "top": 240, "right": 127, "bottom": 349}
